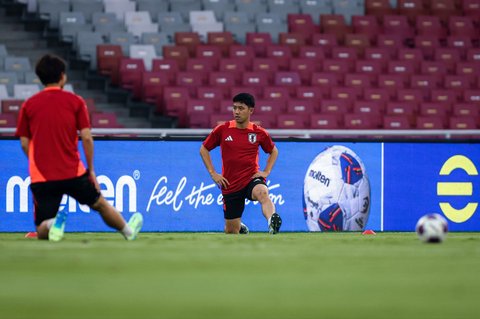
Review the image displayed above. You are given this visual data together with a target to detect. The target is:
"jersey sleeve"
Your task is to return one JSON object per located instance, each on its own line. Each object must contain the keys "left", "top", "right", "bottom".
{"left": 76, "top": 96, "right": 91, "bottom": 130}
{"left": 15, "top": 102, "right": 31, "bottom": 138}
{"left": 260, "top": 128, "right": 275, "bottom": 154}
{"left": 202, "top": 125, "right": 223, "bottom": 151}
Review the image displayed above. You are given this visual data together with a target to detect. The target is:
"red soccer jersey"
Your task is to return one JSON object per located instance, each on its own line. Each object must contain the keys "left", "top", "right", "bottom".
{"left": 203, "top": 120, "right": 275, "bottom": 194}
{"left": 15, "top": 87, "right": 90, "bottom": 183}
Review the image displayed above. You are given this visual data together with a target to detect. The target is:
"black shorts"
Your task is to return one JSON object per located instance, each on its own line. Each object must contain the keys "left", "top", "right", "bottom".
{"left": 222, "top": 177, "right": 267, "bottom": 220}
{"left": 30, "top": 171, "right": 100, "bottom": 226}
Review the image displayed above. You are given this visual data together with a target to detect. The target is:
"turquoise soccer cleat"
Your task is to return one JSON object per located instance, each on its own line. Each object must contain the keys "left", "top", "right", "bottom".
{"left": 126, "top": 212, "right": 143, "bottom": 241}
{"left": 48, "top": 210, "right": 67, "bottom": 242}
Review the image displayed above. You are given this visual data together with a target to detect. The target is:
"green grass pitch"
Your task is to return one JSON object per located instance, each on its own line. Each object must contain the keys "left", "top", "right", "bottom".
{"left": 0, "top": 232, "right": 479, "bottom": 319}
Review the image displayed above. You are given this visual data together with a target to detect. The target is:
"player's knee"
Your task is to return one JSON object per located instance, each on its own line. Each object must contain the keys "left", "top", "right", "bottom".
{"left": 254, "top": 187, "right": 270, "bottom": 203}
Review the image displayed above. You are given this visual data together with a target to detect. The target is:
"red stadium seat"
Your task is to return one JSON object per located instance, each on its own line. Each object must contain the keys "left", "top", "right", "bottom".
{"left": 97, "top": 44, "right": 123, "bottom": 86}
{"left": 196, "top": 87, "right": 224, "bottom": 103}
{"left": 449, "top": 116, "right": 477, "bottom": 129}
{"left": 279, "top": 33, "right": 308, "bottom": 56}
{"left": 344, "top": 113, "right": 376, "bottom": 129}
{"left": 218, "top": 58, "right": 250, "bottom": 83}
{"left": 463, "top": 90, "right": 480, "bottom": 105}
{"left": 228, "top": 45, "right": 254, "bottom": 68}
{"left": 151, "top": 59, "right": 179, "bottom": 85}
{"left": 250, "top": 114, "right": 276, "bottom": 128}
{"left": 352, "top": 15, "right": 379, "bottom": 42}
{"left": 320, "top": 99, "right": 350, "bottom": 115}
{"left": 208, "top": 72, "right": 237, "bottom": 97}
{"left": 91, "top": 112, "right": 123, "bottom": 128}
{"left": 295, "top": 86, "right": 326, "bottom": 101}
{"left": 323, "top": 59, "right": 351, "bottom": 74}
{"left": 383, "top": 115, "right": 412, "bottom": 129}
{"left": 0, "top": 112, "right": 17, "bottom": 128}
{"left": 311, "top": 33, "right": 338, "bottom": 56}
{"left": 353, "top": 100, "right": 383, "bottom": 127}
{"left": 310, "top": 72, "right": 342, "bottom": 97}
{"left": 414, "top": 36, "right": 440, "bottom": 59}
{"left": 254, "top": 99, "right": 286, "bottom": 115}
{"left": 420, "top": 61, "right": 447, "bottom": 77}
{"left": 176, "top": 71, "right": 207, "bottom": 96}
{"left": 142, "top": 71, "right": 169, "bottom": 106}
{"left": 363, "top": 88, "right": 391, "bottom": 109}
{"left": 331, "top": 47, "right": 358, "bottom": 69}
{"left": 263, "top": 87, "right": 291, "bottom": 101}
{"left": 286, "top": 99, "right": 317, "bottom": 114}
{"left": 162, "top": 46, "right": 189, "bottom": 70}
{"left": 207, "top": 32, "right": 235, "bottom": 57}
{"left": 195, "top": 45, "right": 222, "bottom": 68}
{"left": 377, "top": 34, "right": 405, "bottom": 58}
{"left": 398, "top": 0, "right": 426, "bottom": 21}
{"left": 452, "top": 103, "right": 478, "bottom": 118}
{"left": 186, "top": 99, "right": 216, "bottom": 128}
{"left": 320, "top": 14, "right": 350, "bottom": 41}
{"left": 210, "top": 114, "right": 232, "bottom": 127}
{"left": 310, "top": 114, "right": 342, "bottom": 129}
{"left": 365, "top": 0, "right": 394, "bottom": 17}
{"left": 266, "top": 45, "right": 293, "bottom": 71}
{"left": 344, "top": 73, "right": 373, "bottom": 90}
{"left": 276, "top": 114, "right": 310, "bottom": 129}
{"left": 252, "top": 58, "right": 279, "bottom": 82}
{"left": 419, "top": 102, "right": 449, "bottom": 119}
{"left": 274, "top": 71, "right": 301, "bottom": 95}
{"left": 364, "top": 47, "right": 391, "bottom": 69}
{"left": 382, "top": 15, "right": 414, "bottom": 39}
{"left": 415, "top": 15, "right": 447, "bottom": 38}
{"left": 241, "top": 71, "right": 270, "bottom": 96}
{"left": 289, "top": 58, "right": 321, "bottom": 85}
{"left": 1, "top": 99, "right": 23, "bottom": 115}
{"left": 297, "top": 46, "right": 326, "bottom": 60}
{"left": 344, "top": 34, "right": 371, "bottom": 55}
{"left": 174, "top": 32, "right": 201, "bottom": 56}
{"left": 416, "top": 116, "right": 446, "bottom": 129}
{"left": 434, "top": 48, "right": 461, "bottom": 73}
{"left": 119, "top": 58, "right": 145, "bottom": 100}
{"left": 287, "top": 14, "right": 317, "bottom": 36}
{"left": 448, "top": 16, "right": 476, "bottom": 37}
{"left": 186, "top": 58, "right": 216, "bottom": 73}
{"left": 246, "top": 32, "right": 273, "bottom": 57}
{"left": 378, "top": 74, "right": 407, "bottom": 98}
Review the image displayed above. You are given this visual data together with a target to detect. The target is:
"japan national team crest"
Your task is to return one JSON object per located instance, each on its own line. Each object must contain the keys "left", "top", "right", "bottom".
{"left": 248, "top": 133, "right": 257, "bottom": 144}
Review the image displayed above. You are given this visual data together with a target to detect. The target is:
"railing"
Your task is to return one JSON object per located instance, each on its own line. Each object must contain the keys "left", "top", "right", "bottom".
{"left": 2, "top": 128, "right": 480, "bottom": 139}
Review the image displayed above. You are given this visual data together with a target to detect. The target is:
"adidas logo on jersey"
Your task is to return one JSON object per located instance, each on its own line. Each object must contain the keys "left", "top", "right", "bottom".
{"left": 225, "top": 136, "right": 233, "bottom": 141}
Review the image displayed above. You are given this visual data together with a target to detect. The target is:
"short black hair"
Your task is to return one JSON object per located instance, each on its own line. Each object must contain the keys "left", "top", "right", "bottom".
{"left": 233, "top": 92, "right": 255, "bottom": 108}
{"left": 35, "top": 54, "right": 66, "bottom": 86}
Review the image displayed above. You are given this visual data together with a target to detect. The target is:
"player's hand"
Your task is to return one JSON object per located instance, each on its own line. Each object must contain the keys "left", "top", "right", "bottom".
{"left": 252, "top": 171, "right": 269, "bottom": 179}
{"left": 211, "top": 172, "right": 230, "bottom": 189}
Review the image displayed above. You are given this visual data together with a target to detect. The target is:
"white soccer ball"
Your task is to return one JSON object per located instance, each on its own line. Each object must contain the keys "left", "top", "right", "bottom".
{"left": 303, "top": 145, "right": 371, "bottom": 232}
{"left": 415, "top": 213, "right": 448, "bottom": 243}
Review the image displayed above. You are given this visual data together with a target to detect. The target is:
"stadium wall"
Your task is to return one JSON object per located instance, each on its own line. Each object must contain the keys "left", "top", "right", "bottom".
{"left": 1, "top": 138, "right": 479, "bottom": 232}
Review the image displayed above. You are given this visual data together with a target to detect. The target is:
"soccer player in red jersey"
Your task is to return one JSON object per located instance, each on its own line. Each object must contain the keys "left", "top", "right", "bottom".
{"left": 15, "top": 54, "right": 143, "bottom": 241}
{"left": 200, "top": 93, "right": 282, "bottom": 234}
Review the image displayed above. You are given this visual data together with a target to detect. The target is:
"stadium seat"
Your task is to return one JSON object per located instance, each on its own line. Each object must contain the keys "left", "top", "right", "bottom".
{"left": 250, "top": 114, "right": 276, "bottom": 129}
{"left": 276, "top": 114, "right": 309, "bottom": 129}
{"left": 383, "top": 115, "right": 412, "bottom": 129}
{"left": 162, "top": 46, "right": 190, "bottom": 70}
{"left": 311, "top": 72, "right": 342, "bottom": 97}
{"left": 310, "top": 113, "right": 342, "bottom": 129}
{"left": 186, "top": 99, "right": 216, "bottom": 128}
{"left": 286, "top": 99, "right": 317, "bottom": 115}
{"left": 97, "top": 45, "right": 124, "bottom": 86}
{"left": 263, "top": 87, "right": 291, "bottom": 101}
{"left": 207, "top": 32, "right": 235, "bottom": 57}
{"left": 320, "top": 99, "right": 350, "bottom": 115}
{"left": 174, "top": 32, "right": 202, "bottom": 57}
{"left": 1, "top": 99, "right": 23, "bottom": 115}
{"left": 320, "top": 14, "right": 350, "bottom": 41}
{"left": 0, "top": 113, "right": 17, "bottom": 128}
{"left": 311, "top": 33, "right": 338, "bottom": 56}
{"left": 415, "top": 15, "right": 447, "bottom": 38}
{"left": 344, "top": 113, "right": 376, "bottom": 129}
{"left": 91, "top": 112, "right": 123, "bottom": 128}
{"left": 452, "top": 103, "right": 478, "bottom": 118}
{"left": 241, "top": 71, "right": 270, "bottom": 96}
{"left": 295, "top": 86, "right": 325, "bottom": 101}
{"left": 289, "top": 58, "right": 321, "bottom": 85}
{"left": 287, "top": 14, "right": 317, "bottom": 36}
{"left": 109, "top": 32, "right": 137, "bottom": 56}
{"left": 218, "top": 58, "right": 249, "bottom": 83}
{"left": 129, "top": 45, "right": 157, "bottom": 71}
{"left": 378, "top": 74, "right": 407, "bottom": 98}
{"left": 119, "top": 58, "right": 146, "bottom": 100}
{"left": 331, "top": 47, "right": 358, "bottom": 70}
{"left": 274, "top": 72, "right": 301, "bottom": 95}
{"left": 365, "top": 0, "right": 394, "bottom": 17}
{"left": 382, "top": 15, "right": 415, "bottom": 39}
{"left": 449, "top": 116, "right": 477, "bottom": 130}
{"left": 416, "top": 116, "right": 446, "bottom": 129}
{"left": 13, "top": 84, "right": 40, "bottom": 100}
{"left": 142, "top": 71, "right": 170, "bottom": 107}
{"left": 364, "top": 47, "right": 391, "bottom": 69}
{"left": 279, "top": 33, "right": 308, "bottom": 56}
{"left": 208, "top": 71, "right": 237, "bottom": 97}
{"left": 254, "top": 99, "right": 286, "bottom": 116}
{"left": 265, "top": 45, "right": 292, "bottom": 71}
{"left": 176, "top": 71, "right": 207, "bottom": 96}
{"left": 202, "top": 0, "right": 235, "bottom": 20}
{"left": 352, "top": 100, "right": 383, "bottom": 128}
{"left": 196, "top": 87, "right": 224, "bottom": 103}
{"left": 151, "top": 59, "right": 179, "bottom": 85}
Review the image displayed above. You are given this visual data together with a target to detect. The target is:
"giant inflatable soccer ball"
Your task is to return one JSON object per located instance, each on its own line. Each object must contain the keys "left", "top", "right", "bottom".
{"left": 303, "top": 145, "right": 371, "bottom": 231}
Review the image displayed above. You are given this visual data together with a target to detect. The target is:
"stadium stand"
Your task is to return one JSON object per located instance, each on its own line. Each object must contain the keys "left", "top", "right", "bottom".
{"left": 0, "top": 0, "right": 479, "bottom": 135}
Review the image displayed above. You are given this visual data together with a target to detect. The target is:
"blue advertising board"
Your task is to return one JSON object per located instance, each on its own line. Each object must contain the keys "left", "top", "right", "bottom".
{"left": 383, "top": 143, "right": 480, "bottom": 231}
{"left": 2, "top": 139, "right": 479, "bottom": 232}
{"left": 0, "top": 139, "right": 382, "bottom": 232}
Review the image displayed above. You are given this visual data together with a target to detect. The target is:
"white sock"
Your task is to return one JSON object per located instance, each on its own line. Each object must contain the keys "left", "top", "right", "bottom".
{"left": 45, "top": 218, "right": 55, "bottom": 229}
{"left": 121, "top": 224, "right": 133, "bottom": 239}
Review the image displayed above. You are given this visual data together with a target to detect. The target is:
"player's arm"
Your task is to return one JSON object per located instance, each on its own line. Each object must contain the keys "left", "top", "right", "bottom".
{"left": 19, "top": 136, "right": 29, "bottom": 157}
{"left": 253, "top": 146, "right": 279, "bottom": 179}
{"left": 80, "top": 127, "right": 100, "bottom": 190}
{"left": 199, "top": 144, "right": 230, "bottom": 189}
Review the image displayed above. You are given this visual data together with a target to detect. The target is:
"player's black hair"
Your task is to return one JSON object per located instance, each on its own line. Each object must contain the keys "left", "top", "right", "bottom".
{"left": 35, "top": 54, "right": 66, "bottom": 86}
{"left": 233, "top": 92, "right": 255, "bottom": 108}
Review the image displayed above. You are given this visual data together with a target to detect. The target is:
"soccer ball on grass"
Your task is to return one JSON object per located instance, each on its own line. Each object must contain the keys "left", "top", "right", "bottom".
{"left": 415, "top": 213, "right": 448, "bottom": 243}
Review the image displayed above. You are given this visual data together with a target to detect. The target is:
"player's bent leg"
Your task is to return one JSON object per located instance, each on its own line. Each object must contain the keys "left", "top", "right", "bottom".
{"left": 251, "top": 184, "right": 282, "bottom": 234}
{"left": 36, "top": 219, "right": 53, "bottom": 240}
{"left": 251, "top": 184, "right": 275, "bottom": 220}
{"left": 91, "top": 195, "right": 127, "bottom": 230}
{"left": 225, "top": 218, "right": 242, "bottom": 234}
